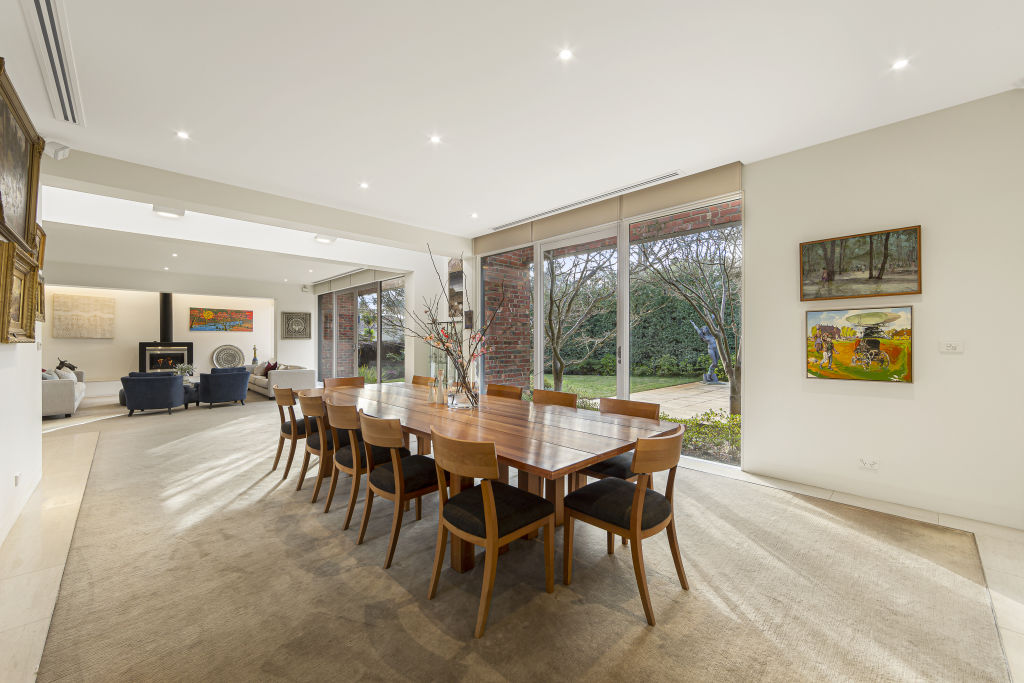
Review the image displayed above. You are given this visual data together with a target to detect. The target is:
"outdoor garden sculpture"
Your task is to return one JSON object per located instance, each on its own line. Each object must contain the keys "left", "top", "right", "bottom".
{"left": 689, "top": 321, "right": 721, "bottom": 384}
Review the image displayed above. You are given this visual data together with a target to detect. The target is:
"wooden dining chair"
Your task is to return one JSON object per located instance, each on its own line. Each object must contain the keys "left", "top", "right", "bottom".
{"left": 412, "top": 375, "right": 436, "bottom": 386}
{"left": 273, "top": 385, "right": 308, "bottom": 479}
{"left": 563, "top": 425, "right": 687, "bottom": 626}
{"left": 485, "top": 383, "right": 523, "bottom": 400}
{"left": 428, "top": 429, "right": 555, "bottom": 638}
{"left": 324, "top": 376, "right": 365, "bottom": 389}
{"left": 577, "top": 397, "right": 662, "bottom": 485}
{"left": 357, "top": 411, "right": 440, "bottom": 568}
{"left": 321, "top": 399, "right": 388, "bottom": 528}
{"left": 533, "top": 388, "right": 577, "bottom": 408}
{"left": 296, "top": 395, "right": 336, "bottom": 500}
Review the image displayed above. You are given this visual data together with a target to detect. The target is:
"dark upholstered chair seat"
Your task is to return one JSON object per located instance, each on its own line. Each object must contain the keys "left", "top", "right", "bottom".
{"left": 307, "top": 429, "right": 334, "bottom": 451}
{"left": 564, "top": 477, "right": 671, "bottom": 530}
{"left": 444, "top": 481, "right": 554, "bottom": 538}
{"left": 582, "top": 451, "right": 636, "bottom": 479}
{"left": 334, "top": 440, "right": 390, "bottom": 469}
{"left": 368, "top": 453, "right": 434, "bottom": 493}
{"left": 281, "top": 419, "right": 314, "bottom": 437}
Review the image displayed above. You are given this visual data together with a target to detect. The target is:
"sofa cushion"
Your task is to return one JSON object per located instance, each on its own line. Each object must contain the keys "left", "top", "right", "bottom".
{"left": 42, "top": 370, "right": 59, "bottom": 380}
{"left": 254, "top": 362, "right": 268, "bottom": 376}
{"left": 55, "top": 368, "right": 77, "bottom": 381}
{"left": 250, "top": 376, "right": 270, "bottom": 388}
{"left": 265, "top": 361, "right": 278, "bottom": 374}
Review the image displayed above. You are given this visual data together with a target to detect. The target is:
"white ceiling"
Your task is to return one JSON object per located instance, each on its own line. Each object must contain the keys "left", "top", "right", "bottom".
{"left": 3, "top": 1, "right": 1023, "bottom": 238}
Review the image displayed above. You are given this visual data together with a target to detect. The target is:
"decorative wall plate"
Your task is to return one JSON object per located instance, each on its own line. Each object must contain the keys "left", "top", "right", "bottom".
{"left": 212, "top": 344, "right": 245, "bottom": 368}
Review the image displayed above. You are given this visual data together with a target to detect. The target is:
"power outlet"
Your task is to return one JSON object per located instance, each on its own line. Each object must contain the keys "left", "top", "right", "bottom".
{"left": 13, "top": 473, "right": 20, "bottom": 487}
{"left": 858, "top": 459, "right": 879, "bottom": 471}
{"left": 939, "top": 340, "right": 964, "bottom": 354}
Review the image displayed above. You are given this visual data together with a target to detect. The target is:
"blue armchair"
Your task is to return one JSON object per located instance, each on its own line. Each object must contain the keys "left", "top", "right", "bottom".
{"left": 121, "top": 374, "right": 185, "bottom": 415}
{"left": 198, "top": 367, "right": 251, "bottom": 408}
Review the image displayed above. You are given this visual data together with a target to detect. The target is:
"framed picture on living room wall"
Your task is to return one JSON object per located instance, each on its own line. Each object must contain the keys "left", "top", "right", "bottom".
{"left": 0, "top": 58, "right": 45, "bottom": 253}
{"left": 0, "top": 240, "right": 38, "bottom": 342}
{"left": 799, "top": 225, "right": 921, "bottom": 302}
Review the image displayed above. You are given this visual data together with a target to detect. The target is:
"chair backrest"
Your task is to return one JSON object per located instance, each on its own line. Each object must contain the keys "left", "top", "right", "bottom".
{"left": 358, "top": 410, "right": 405, "bottom": 448}
{"left": 599, "top": 397, "right": 660, "bottom": 420}
{"left": 411, "top": 375, "right": 436, "bottom": 386}
{"left": 533, "top": 389, "right": 577, "bottom": 408}
{"left": 430, "top": 429, "right": 499, "bottom": 480}
{"left": 324, "top": 399, "right": 359, "bottom": 430}
{"left": 325, "top": 376, "right": 364, "bottom": 389}
{"left": 297, "top": 394, "right": 325, "bottom": 419}
{"left": 631, "top": 425, "right": 684, "bottom": 474}
{"left": 486, "top": 383, "right": 523, "bottom": 400}
{"left": 273, "top": 385, "right": 297, "bottom": 427}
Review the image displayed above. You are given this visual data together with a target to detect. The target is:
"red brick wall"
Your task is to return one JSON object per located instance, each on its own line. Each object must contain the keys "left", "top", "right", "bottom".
{"left": 317, "top": 290, "right": 357, "bottom": 380}
{"left": 629, "top": 198, "right": 742, "bottom": 241}
{"left": 481, "top": 246, "right": 533, "bottom": 389}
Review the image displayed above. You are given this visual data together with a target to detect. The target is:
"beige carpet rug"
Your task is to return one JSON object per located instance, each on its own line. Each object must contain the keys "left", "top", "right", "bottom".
{"left": 37, "top": 401, "right": 1009, "bottom": 682}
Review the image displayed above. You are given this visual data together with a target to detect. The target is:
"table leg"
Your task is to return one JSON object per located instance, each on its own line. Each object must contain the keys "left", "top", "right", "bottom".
{"left": 449, "top": 474, "right": 476, "bottom": 573}
{"left": 545, "top": 476, "right": 565, "bottom": 526}
{"left": 518, "top": 469, "right": 543, "bottom": 539}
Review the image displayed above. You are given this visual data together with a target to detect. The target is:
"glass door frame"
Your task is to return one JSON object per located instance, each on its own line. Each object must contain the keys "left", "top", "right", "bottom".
{"left": 476, "top": 191, "right": 742, "bottom": 401}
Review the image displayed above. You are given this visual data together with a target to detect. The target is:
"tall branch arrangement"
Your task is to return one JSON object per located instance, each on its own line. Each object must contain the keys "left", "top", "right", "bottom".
{"left": 401, "top": 246, "right": 505, "bottom": 407}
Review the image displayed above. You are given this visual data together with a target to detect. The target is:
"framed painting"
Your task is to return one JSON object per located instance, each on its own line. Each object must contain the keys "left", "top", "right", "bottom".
{"left": 1, "top": 241, "right": 38, "bottom": 342}
{"left": 800, "top": 225, "right": 920, "bottom": 301}
{"left": 36, "top": 271, "right": 45, "bottom": 322}
{"left": 28, "top": 222, "right": 45, "bottom": 268}
{"left": 189, "top": 307, "right": 253, "bottom": 332}
{"left": 0, "top": 58, "right": 45, "bottom": 252}
{"left": 281, "top": 311, "right": 311, "bottom": 339}
{"left": 806, "top": 306, "right": 912, "bottom": 383}
{"left": 52, "top": 293, "right": 115, "bottom": 338}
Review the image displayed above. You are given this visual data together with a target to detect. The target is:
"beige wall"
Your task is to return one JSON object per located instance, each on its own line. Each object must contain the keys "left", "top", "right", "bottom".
{"left": 42, "top": 286, "right": 275, "bottom": 379}
{"left": 742, "top": 89, "right": 1024, "bottom": 530}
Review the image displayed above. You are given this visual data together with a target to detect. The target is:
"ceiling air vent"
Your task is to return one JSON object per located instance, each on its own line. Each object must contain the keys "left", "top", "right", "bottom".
{"left": 19, "top": 0, "right": 84, "bottom": 125}
{"left": 489, "top": 170, "right": 682, "bottom": 232}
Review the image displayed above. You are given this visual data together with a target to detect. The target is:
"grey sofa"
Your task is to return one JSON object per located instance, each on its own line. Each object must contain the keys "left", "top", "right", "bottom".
{"left": 244, "top": 363, "right": 315, "bottom": 398}
{"left": 42, "top": 370, "right": 86, "bottom": 418}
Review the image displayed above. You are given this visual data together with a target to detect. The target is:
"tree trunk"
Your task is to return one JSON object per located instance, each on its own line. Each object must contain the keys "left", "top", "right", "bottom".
{"left": 821, "top": 243, "right": 836, "bottom": 281}
{"left": 728, "top": 365, "right": 741, "bottom": 415}
{"left": 873, "top": 232, "right": 891, "bottom": 279}
{"left": 868, "top": 235, "right": 874, "bottom": 276}
{"left": 551, "top": 351, "right": 564, "bottom": 392}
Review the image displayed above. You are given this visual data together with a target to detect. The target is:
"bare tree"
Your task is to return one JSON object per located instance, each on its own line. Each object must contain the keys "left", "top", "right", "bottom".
{"left": 634, "top": 225, "right": 742, "bottom": 414}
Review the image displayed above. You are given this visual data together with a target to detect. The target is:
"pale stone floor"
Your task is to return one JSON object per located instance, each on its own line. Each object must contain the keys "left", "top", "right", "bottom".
{"left": 628, "top": 380, "right": 731, "bottom": 420}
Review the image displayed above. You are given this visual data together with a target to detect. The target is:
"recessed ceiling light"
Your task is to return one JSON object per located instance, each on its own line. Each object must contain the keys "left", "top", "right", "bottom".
{"left": 559, "top": 48, "right": 573, "bottom": 61}
{"left": 359, "top": 181, "right": 369, "bottom": 189}
{"left": 284, "top": 278, "right": 289, "bottom": 282}
{"left": 471, "top": 212, "right": 478, "bottom": 219}
{"left": 172, "top": 253, "right": 178, "bottom": 258}
{"left": 313, "top": 234, "right": 336, "bottom": 244}
{"left": 176, "top": 130, "right": 190, "bottom": 140}
{"left": 891, "top": 58, "right": 909, "bottom": 70}
{"left": 429, "top": 134, "right": 441, "bottom": 144}
{"left": 153, "top": 204, "right": 184, "bottom": 218}
{"left": 307, "top": 269, "right": 313, "bottom": 273}
{"left": 163, "top": 266, "right": 169, "bottom": 271}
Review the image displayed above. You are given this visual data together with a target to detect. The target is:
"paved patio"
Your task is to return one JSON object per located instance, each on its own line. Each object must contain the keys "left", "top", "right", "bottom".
{"left": 628, "top": 381, "right": 731, "bottom": 420}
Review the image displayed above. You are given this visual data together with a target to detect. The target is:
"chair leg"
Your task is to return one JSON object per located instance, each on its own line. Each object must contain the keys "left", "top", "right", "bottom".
{"left": 475, "top": 540, "right": 499, "bottom": 638}
{"left": 563, "top": 516, "right": 574, "bottom": 585}
{"left": 282, "top": 438, "right": 298, "bottom": 480}
{"left": 323, "top": 466, "right": 339, "bottom": 513}
{"left": 607, "top": 531, "right": 615, "bottom": 555}
{"left": 356, "top": 490, "right": 374, "bottom": 545}
{"left": 342, "top": 472, "right": 361, "bottom": 530}
{"left": 630, "top": 533, "right": 655, "bottom": 626}
{"left": 666, "top": 517, "right": 689, "bottom": 590}
{"left": 427, "top": 522, "right": 449, "bottom": 599}
{"left": 415, "top": 496, "right": 422, "bottom": 521}
{"left": 383, "top": 497, "right": 405, "bottom": 569}
{"left": 295, "top": 450, "right": 312, "bottom": 491}
{"left": 544, "top": 519, "right": 554, "bottom": 593}
{"left": 311, "top": 461, "right": 326, "bottom": 503}
{"left": 272, "top": 436, "right": 285, "bottom": 471}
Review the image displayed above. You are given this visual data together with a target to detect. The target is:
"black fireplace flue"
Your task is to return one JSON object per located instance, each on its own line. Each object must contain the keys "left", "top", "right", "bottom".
{"left": 139, "top": 292, "right": 194, "bottom": 372}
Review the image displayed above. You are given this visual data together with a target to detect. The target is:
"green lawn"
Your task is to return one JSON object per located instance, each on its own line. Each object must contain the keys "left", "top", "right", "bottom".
{"left": 542, "top": 374, "right": 700, "bottom": 399}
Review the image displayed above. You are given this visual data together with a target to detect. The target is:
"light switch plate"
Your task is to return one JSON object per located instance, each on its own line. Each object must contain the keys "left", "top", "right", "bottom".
{"left": 939, "top": 340, "right": 964, "bottom": 354}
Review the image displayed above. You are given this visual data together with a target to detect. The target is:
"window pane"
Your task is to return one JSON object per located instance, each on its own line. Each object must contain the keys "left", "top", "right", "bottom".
{"left": 480, "top": 246, "right": 533, "bottom": 395}
{"left": 333, "top": 289, "right": 357, "bottom": 377}
{"left": 356, "top": 285, "right": 378, "bottom": 384}
{"left": 542, "top": 235, "right": 617, "bottom": 403}
{"left": 380, "top": 277, "right": 405, "bottom": 382}
{"left": 629, "top": 199, "right": 742, "bottom": 464}
{"left": 317, "top": 292, "right": 334, "bottom": 382}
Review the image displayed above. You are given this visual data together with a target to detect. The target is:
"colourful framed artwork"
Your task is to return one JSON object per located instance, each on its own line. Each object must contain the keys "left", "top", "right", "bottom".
{"left": 800, "top": 226, "right": 920, "bottom": 301}
{"left": 806, "top": 307, "right": 912, "bottom": 383}
{"left": 189, "top": 307, "right": 253, "bottom": 331}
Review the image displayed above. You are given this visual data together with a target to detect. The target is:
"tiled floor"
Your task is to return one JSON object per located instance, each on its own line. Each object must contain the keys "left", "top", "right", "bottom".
{"left": 628, "top": 381, "right": 731, "bottom": 420}
{"left": 2, "top": 430, "right": 1022, "bottom": 681}
{"left": 0, "top": 432, "right": 96, "bottom": 682}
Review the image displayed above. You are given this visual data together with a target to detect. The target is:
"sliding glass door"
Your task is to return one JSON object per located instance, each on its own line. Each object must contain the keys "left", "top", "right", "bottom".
{"left": 317, "top": 277, "right": 406, "bottom": 384}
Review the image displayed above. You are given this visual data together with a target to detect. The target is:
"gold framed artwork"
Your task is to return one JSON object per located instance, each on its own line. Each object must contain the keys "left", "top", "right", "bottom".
{"left": 799, "top": 225, "right": 921, "bottom": 302}
{"left": 0, "top": 58, "right": 45, "bottom": 252}
{"left": 0, "top": 241, "right": 38, "bottom": 342}
{"left": 36, "top": 271, "right": 45, "bottom": 322}
{"left": 28, "top": 222, "right": 45, "bottom": 268}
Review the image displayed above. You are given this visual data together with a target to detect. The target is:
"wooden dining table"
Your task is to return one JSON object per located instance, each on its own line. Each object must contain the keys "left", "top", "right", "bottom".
{"left": 301, "top": 382, "right": 677, "bottom": 573}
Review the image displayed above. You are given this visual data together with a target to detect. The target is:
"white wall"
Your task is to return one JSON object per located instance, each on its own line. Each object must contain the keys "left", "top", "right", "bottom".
{"left": 43, "top": 263, "right": 317, "bottom": 375}
{"left": 0, "top": 326, "right": 43, "bottom": 544}
{"left": 742, "top": 90, "right": 1024, "bottom": 530}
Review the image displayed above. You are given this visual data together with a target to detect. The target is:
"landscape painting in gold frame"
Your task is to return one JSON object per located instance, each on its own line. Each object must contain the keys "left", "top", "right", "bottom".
{"left": 3, "top": 244, "right": 38, "bottom": 342}
{"left": 800, "top": 226, "right": 920, "bottom": 302}
{"left": 0, "top": 58, "right": 44, "bottom": 252}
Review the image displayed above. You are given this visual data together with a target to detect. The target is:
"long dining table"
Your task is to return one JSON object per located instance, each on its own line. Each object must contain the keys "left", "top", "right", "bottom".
{"left": 308, "top": 381, "right": 678, "bottom": 573}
